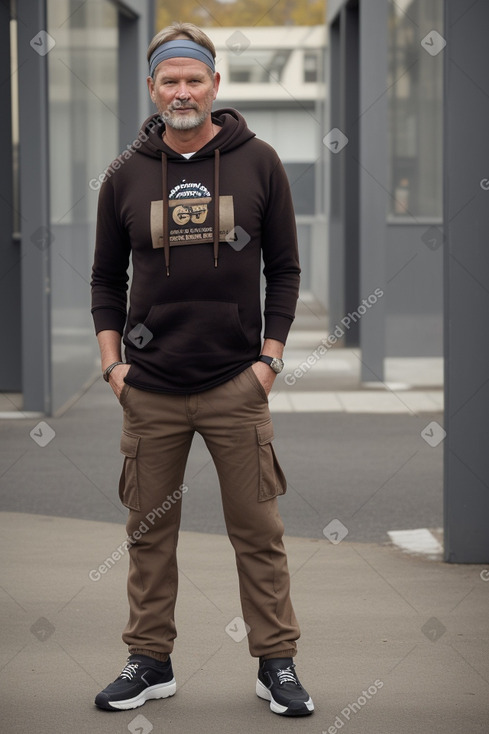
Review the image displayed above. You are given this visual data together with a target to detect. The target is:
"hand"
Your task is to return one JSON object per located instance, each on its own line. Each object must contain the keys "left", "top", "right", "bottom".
{"left": 108, "top": 363, "right": 131, "bottom": 401}
{"left": 251, "top": 360, "right": 276, "bottom": 396}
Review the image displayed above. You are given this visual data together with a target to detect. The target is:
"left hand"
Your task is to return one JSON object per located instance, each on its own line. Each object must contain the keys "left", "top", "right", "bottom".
{"left": 251, "top": 360, "right": 276, "bottom": 396}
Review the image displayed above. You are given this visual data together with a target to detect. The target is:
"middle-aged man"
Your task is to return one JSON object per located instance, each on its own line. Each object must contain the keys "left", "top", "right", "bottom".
{"left": 91, "top": 22, "right": 313, "bottom": 717}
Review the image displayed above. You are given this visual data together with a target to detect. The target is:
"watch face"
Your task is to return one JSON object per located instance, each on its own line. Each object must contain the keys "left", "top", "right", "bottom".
{"left": 270, "top": 358, "right": 284, "bottom": 374}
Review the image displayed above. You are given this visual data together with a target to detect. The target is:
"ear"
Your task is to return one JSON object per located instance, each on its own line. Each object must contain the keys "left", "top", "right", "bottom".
{"left": 147, "top": 75, "right": 156, "bottom": 104}
{"left": 212, "top": 71, "right": 221, "bottom": 100}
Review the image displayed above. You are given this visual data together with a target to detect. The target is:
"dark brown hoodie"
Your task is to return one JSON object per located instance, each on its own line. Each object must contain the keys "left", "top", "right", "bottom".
{"left": 91, "top": 108, "right": 300, "bottom": 394}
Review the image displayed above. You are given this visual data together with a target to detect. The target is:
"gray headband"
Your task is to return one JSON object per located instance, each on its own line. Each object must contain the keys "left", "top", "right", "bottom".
{"left": 149, "top": 39, "right": 215, "bottom": 77}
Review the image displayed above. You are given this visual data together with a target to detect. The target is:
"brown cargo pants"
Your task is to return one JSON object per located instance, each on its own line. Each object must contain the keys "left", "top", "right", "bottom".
{"left": 117, "top": 365, "right": 300, "bottom": 662}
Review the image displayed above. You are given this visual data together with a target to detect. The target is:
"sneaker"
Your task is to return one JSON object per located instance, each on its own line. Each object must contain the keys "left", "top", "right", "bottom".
{"left": 256, "top": 657, "right": 314, "bottom": 716}
{"left": 95, "top": 654, "right": 176, "bottom": 711}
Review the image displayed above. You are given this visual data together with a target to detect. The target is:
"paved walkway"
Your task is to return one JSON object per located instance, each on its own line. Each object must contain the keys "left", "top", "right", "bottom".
{"left": 1, "top": 512, "right": 488, "bottom": 733}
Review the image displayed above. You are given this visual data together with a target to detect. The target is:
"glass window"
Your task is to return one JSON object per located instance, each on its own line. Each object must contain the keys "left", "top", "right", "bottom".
{"left": 304, "top": 51, "right": 321, "bottom": 83}
{"left": 388, "top": 0, "right": 443, "bottom": 218}
{"left": 47, "top": 0, "right": 119, "bottom": 411}
{"left": 229, "top": 49, "right": 292, "bottom": 83}
{"left": 284, "top": 163, "right": 316, "bottom": 216}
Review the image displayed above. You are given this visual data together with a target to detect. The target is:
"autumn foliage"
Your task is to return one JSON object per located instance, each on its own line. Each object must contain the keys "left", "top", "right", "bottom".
{"left": 155, "top": 0, "right": 326, "bottom": 29}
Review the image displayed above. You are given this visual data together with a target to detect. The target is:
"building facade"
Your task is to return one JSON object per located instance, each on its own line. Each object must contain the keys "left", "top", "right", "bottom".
{"left": 0, "top": 0, "right": 154, "bottom": 415}
{"left": 210, "top": 26, "right": 328, "bottom": 303}
{"left": 327, "top": 0, "right": 489, "bottom": 562}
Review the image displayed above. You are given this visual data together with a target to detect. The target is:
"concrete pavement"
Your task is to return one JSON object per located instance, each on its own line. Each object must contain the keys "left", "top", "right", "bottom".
{"left": 1, "top": 511, "right": 488, "bottom": 733}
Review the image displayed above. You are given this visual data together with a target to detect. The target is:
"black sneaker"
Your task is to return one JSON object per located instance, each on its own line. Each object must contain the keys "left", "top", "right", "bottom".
{"left": 95, "top": 654, "right": 176, "bottom": 711}
{"left": 256, "top": 657, "right": 314, "bottom": 716}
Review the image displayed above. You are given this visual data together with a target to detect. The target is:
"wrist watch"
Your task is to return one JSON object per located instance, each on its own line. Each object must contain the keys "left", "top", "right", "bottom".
{"left": 258, "top": 355, "right": 284, "bottom": 374}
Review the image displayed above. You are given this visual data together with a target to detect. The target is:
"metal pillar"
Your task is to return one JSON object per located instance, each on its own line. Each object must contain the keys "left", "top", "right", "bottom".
{"left": 17, "top": 0, "right": 51, "bottom": 413}
{"left": 443, "top": 0, "right": 489, "bottom": 562}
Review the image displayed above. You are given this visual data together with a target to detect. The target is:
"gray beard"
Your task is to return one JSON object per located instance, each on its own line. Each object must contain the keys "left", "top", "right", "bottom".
{"left": 164, "top": 107, "right": 208, "bottom": 131}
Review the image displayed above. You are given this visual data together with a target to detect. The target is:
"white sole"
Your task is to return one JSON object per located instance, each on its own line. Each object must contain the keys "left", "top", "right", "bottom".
{"left": 256, "top": 678, "right": 314, "bottom": 715}
{"left": 108, "top": 678, "right": 176, "bottom": 711}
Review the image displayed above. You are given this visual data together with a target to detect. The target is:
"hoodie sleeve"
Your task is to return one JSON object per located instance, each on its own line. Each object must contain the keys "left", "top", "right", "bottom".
{"left": 90, "top": 178, "right": 131, "bottom": 335}
{"left": 261, "top": 157, "right": 301, "bottom": 344}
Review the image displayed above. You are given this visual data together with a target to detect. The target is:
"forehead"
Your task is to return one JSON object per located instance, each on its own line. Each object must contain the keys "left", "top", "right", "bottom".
{"left": 154, "top": 56, "right": 212, "bottom": 80}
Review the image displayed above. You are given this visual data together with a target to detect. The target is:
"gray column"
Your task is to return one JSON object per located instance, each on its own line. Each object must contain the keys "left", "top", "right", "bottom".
{"left": 17, "top": 0, "right": 51, "bottom": 413}
{"left": 0, "top": 2, "right": 22, "bottom": 390}
{"left": 327, "top": 4, "right": 360, "bottom": 347}
{"left": 117, "top": 0, "right": 155, "bottom": 149}
{"left": 358, "top": 0, "right": 387, "bottom": 382}
{"left": 443, "top": 0, "right": 489, "bottom": 562}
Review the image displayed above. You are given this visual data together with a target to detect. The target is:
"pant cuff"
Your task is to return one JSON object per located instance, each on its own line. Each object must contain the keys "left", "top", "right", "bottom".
{"left": 128, "top": 647, "right": 169, "bottom": 663}
{"left": 259, "top": 648, "right": 297, "bottom": 661}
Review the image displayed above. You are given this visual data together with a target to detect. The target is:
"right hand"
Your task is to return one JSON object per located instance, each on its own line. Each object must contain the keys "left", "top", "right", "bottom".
{"left": 108, "top": 363, "right": 131, "bottom": 401}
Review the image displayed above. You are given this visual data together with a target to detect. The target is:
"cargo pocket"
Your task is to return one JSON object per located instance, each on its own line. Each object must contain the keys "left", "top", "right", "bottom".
{"left": 256, "top": 419, "right": 287, "bottom": 502}
{"left": 118, "top": 430, "right": 141, "bottom": 511}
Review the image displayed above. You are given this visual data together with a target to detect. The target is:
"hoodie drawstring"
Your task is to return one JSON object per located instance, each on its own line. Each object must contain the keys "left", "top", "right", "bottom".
{"left": 213, "top": 149, "right": 220, "bottom": 268}
{"left": 161, "top": 152, "right": 170, "bottom": 276}
{"left": 161, "top": 148, "right": 221, "bottom": 275}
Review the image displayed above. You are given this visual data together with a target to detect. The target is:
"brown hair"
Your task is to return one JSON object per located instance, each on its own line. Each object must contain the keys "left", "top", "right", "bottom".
{"left": 147, "top": 22, "right": 216, "bottom": 77}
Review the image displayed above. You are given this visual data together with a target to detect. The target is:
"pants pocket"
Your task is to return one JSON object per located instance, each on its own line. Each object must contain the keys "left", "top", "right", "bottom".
{"left": 256, "top": 418, "right": 287, "bottom": 502}
{"left": 118, "top": 430, "right": 141, "bottom": 511}
{"left": 118, "top": 383, "right": 130, "bottom": 408}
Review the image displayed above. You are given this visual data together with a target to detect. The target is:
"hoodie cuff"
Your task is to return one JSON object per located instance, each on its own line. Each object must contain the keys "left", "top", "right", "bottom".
{"left": 263, "top": 313, "right": 294, "bottom": 345}
{"left": 91, "top": 307, "right": 127, "bottom": 336}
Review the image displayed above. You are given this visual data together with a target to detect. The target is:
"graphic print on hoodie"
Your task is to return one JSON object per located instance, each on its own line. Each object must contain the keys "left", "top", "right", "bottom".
{"left": 91, "top": 108, "right": 300, "bottom": 394}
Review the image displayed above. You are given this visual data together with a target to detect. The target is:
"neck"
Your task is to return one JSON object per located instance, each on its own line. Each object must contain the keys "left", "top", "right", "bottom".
{"left": 162, "top": 118, "right": 218, "bottom": 154}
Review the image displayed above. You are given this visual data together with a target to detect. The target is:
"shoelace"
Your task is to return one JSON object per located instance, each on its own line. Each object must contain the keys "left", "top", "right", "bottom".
{"left": 119, "top": 662, "right": 139, "bottom": 681}
{"left": 276, "top": 666, "right": 299, "bottom": 686}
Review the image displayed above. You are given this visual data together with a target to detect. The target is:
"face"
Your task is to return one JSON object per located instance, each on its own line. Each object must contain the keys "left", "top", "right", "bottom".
{"left": 147, "top": 57, "right": 220, "bottom": 131}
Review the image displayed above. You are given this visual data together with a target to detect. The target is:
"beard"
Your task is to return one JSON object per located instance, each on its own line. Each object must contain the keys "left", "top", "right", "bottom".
{"left": 161, "top": 94, "right": 214, "bottom": 131}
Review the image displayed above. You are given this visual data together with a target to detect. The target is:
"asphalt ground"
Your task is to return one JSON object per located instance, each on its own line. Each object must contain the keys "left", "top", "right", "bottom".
{"left": 0, "top": 376, "right": 443, "bottom": 544}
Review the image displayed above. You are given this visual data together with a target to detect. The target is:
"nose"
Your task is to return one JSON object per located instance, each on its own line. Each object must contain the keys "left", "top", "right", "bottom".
{"left": 176, "top": 82, "right": 190, "bottom": 99}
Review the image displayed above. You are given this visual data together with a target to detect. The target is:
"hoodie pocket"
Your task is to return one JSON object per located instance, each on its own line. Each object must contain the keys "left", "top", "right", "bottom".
{"left": 256, "top": 419, "right": 287, "bottom": 502}
{"left": 128, "top": 301, "right": 252, "bottom": 388}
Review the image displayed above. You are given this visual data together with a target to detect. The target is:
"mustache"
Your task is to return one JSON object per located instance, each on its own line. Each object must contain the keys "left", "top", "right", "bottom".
{"left": 169, "top": 100, "right": 198, "bottom": 111}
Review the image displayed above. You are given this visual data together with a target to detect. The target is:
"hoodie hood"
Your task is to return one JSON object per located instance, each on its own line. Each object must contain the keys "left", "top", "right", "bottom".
{"left": 135, "top": 108, "right": 255, "bottom": 275}
{"left": 137, "top": 107, "right": 256, "bottom": 160}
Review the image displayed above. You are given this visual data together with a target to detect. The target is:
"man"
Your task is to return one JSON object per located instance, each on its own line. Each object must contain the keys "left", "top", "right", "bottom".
{"left": 91, "top": 21, "right": 313, "bottom": 717}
